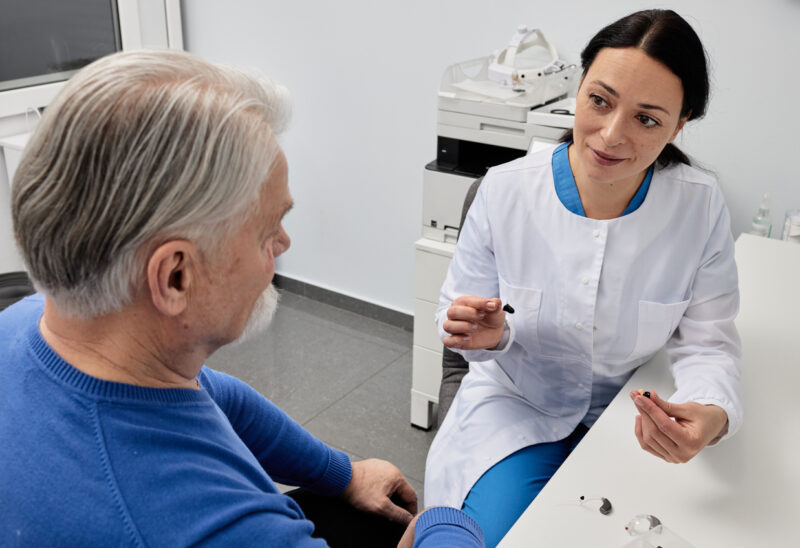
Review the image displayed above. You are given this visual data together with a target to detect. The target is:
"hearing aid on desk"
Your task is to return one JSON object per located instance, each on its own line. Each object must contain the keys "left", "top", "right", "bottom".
{"left": 579, "top": 495, "right": 612, "bottom": 515}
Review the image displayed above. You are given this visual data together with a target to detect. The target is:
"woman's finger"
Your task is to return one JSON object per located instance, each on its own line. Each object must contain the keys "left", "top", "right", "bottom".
{"left": 452, "top": 296, "right": 502, "bottom": 313}
{"left": 442, "top": 319, "right": 478, "bottom": 336}
{"left": 638, "top": 411, "right": 679, "bottom": 463}
{"left": 633, "top": 393, "right": 686, "bottom": 447}
{"left": 446, "top": 304, "right": 486, "bottom": 323}
{"left": 635, "top": 415, "right": 667, "bottom": 460}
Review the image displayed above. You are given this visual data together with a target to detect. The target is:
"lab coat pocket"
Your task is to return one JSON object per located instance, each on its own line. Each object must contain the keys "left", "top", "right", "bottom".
{"left": 498, "top": 277, "right": 543, "bottom": 356}
{"left": 627, "top": 299, "right": 690, "bottom": 361}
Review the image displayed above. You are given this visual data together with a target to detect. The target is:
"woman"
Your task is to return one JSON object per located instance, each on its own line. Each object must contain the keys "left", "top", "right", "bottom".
{"left": 424, "top": 9, "right": 742, "bottom": 546}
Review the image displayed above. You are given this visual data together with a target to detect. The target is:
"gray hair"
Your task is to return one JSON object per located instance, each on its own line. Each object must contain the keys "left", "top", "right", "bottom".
{"left": 12, "top": 50, "right": 291, "bottom": 318}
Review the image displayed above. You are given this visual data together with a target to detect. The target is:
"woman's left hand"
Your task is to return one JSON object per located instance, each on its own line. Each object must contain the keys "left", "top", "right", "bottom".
{"left": 630, "top": 390, "right": 728, "bottom": 463}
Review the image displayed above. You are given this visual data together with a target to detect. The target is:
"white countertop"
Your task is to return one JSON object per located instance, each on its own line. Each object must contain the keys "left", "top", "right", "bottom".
{"left": 499, "top": 233, "right": 800, "bottom": 547}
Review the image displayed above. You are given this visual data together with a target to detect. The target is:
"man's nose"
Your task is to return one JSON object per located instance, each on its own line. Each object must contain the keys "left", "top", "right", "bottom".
{"left": 274, "top": 224, "right": 291, "bottom": 256}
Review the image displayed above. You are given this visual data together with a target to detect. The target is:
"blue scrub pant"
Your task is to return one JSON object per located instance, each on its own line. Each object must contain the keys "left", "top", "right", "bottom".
{"left": 461, "top": 423, "right": 589, "bottom": 547}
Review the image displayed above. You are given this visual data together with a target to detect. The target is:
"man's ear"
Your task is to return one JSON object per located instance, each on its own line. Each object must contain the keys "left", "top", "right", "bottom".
{"left": 146, "top": 240, "right": 196, "bottom": 317}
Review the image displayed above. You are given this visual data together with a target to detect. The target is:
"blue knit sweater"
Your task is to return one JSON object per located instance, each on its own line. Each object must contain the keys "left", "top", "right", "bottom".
{"left": 0, "top": 295, "right": 483, "bottom": 547}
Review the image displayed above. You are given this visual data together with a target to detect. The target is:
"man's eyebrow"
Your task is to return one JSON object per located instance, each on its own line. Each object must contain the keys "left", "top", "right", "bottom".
{"left": 271, "top": 200, "right": 293, "bottom": 227}
{"left": 590, "top": 80, "right": 671, "bottom": 115}
{"left": 282, "top": 200, "right": 294, "bottom": 219}
{"left": 264, "top": 200, "right": 293, "bottom": 232}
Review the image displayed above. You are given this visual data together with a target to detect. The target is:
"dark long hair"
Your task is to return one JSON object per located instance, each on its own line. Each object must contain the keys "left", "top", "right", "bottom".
{"left": 562, "top": 9, "right": 709, "bottom": 168}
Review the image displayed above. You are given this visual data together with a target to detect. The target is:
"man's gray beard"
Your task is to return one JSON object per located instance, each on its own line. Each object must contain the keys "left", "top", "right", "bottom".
{"left": 233, "top": 284, "right": 280, "bottom": 345}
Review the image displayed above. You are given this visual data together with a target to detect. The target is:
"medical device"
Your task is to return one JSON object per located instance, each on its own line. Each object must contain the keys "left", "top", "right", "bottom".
{"left": 423, "top": 25, "right": 578, "bottom": 243}
{"left": 411, "top": 26, "right": 578, "bottom": 429}
{"left": 488, "top": 25, "right": 572, "bottom": 89}
{"left": 579, "top": 495, "right": 613, "bottom": 515}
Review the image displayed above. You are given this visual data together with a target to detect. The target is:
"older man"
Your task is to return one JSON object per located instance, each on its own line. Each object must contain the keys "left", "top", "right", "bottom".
{"left": 0, "top": 51, "right": 482, "bottom": 547}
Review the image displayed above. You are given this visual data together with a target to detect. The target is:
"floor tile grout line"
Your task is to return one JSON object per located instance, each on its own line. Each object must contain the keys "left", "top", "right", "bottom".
{"left": 282, "top": 294, "right": 413, "bottom": 353}
{"left": 310, "top": 421, "right": 427, "bottom": 486}
{"left": 277, "top": 288, "right": 413, "bottom": 333}
{"left": 325, "top": 441, "right": 365, "bottom": 462}
{"left": 300, "top": 349, "right": 412, "bottom": 427}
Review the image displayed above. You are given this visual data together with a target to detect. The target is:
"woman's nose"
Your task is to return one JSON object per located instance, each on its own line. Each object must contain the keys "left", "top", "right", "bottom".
{"left": 601, "top": 111, "right": 626, "bottom": 147}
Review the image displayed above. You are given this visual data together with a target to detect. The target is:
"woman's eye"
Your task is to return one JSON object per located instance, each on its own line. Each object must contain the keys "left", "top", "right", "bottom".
{"left": 590, "top": 94, "right": 608, "bottom": 108}
{"left": 637, "top": 115, "right": 659, "bottom": 128}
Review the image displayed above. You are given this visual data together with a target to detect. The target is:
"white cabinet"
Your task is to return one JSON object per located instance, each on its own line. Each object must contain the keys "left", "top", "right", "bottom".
{"left": 0, "top": 132, "right": 32, "bottom": 188}
{"left": 410, "top": 237, "right": 455, "bottom": 429}
{"left": 0, "top": 131, "right": 32, "bottom": 274}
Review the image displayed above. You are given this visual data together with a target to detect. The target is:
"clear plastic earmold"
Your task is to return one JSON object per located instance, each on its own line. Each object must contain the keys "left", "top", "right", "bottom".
{"left": 625, "top": 514, "right": 662, "bottom": 536}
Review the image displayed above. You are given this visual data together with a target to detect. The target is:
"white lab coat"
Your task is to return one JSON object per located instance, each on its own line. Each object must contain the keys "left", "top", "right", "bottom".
{"left": 424, "top": 145, "right": 742, "bottom": 508}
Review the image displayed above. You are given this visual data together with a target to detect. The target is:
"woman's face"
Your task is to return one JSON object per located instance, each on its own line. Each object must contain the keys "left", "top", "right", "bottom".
{"left": 571, "top": 47, "right": 687, "bottom": 189}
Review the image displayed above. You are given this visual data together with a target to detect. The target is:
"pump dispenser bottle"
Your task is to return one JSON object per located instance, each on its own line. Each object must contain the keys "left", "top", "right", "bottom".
{"left": 750, "top": 193, "right": 772, "bottom": 237}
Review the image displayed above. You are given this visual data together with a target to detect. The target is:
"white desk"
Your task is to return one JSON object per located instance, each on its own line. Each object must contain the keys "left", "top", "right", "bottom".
{"left": 500, "top": 233, "right": 800, "bottom": 547}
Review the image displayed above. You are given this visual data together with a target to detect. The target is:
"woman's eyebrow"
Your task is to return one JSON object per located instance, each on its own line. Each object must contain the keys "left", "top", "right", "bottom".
{"left": 592, "top": 80, "right": 619, "bottom": 98}
{"left": 591, "top": 80, "right": 671, "bottom": 115}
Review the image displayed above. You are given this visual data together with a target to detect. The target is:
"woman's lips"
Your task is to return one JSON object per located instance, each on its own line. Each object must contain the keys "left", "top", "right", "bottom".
{"left": 590, "top": 147, "right": 625, "bottom": 167}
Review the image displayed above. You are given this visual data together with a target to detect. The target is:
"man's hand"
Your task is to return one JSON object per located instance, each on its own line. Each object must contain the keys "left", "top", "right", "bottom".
{"left": 397, "top": 512, "right": 422, "bottom": 548}
{"left": 442, "top": 296, "right": 505, "bottom": 350}
{"left": 630, "top": 390, "right": 729, "bottom": 463}
{"left": 340, "top": 458, "right": 418, "bottom": 525}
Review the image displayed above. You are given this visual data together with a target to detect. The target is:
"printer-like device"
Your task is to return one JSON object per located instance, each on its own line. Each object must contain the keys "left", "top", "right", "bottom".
{"left": 423, "top": 25, "right": 579, "bottom": 243}
{"left": 411, "top": 26, "right": 580, "bottom": 428}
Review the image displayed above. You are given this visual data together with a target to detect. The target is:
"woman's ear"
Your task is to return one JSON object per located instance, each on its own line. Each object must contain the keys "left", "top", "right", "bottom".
{"left": 146, "top": 240, "right": 196, "bottom": 317}
{"left": 669, "top": 111, "right": 691, "bottom": 143}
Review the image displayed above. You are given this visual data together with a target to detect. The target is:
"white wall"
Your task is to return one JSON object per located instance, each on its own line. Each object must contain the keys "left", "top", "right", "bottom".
{"left": 181, "top": 0, "right": 800, "bottom": 315}
{"left": 5, "top": 1, "right": 793, "bottom": 309}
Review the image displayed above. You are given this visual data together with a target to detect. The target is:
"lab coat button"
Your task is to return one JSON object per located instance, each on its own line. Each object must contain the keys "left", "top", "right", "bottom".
{"left": 581, "top": 276, "right": 589, "bottom": 285}
{"left": 575, "top": 322, "right": 584, "bottom": 330}
{"left": 593, "top": 229, "right": 600, "bottom": 238}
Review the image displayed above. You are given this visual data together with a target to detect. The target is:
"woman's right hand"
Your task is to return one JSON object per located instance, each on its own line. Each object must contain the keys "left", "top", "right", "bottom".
{"left": 442, "top": 296, "right": 505, "bottom": 350}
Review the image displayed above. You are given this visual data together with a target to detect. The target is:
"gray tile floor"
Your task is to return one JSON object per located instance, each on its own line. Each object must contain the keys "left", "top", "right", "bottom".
{"left": 205, "top": 290, "right": 437, "bottom": 501}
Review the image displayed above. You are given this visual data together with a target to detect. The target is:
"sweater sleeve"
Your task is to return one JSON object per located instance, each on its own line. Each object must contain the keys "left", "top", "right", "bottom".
{"left": 199, "top": 367, "right": 352, "bottom": 495}
{"left": 413, "top": 507, "right": 484, "bottom": 547}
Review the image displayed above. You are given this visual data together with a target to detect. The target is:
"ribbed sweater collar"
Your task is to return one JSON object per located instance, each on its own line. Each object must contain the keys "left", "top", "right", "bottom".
{"left": 26, "top": 322, "right": 209, "bottom": 405}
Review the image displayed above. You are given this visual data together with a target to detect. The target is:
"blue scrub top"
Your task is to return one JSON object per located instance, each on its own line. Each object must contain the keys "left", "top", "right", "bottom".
{"left": 551, "top": 142, "right": 653, "bottom": 217}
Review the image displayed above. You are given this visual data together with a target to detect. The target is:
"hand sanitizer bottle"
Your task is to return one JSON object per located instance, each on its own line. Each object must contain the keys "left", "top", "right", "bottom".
{"left": 750, "top": 193, "right": 772, "bottom": 237}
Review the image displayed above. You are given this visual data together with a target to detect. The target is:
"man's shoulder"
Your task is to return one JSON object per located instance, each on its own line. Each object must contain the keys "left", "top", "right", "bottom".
{"left": 0, "top": 293, "right": 44, "bottom": 339}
